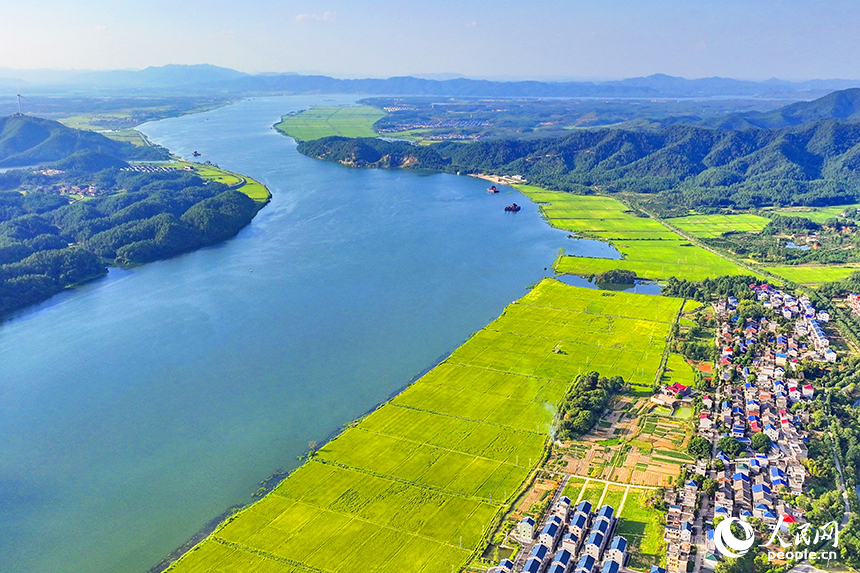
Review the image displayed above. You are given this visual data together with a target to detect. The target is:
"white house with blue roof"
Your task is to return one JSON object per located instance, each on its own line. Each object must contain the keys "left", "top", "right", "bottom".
{"left": 603, "top": 535, "right": 627, "bottom": 567}
{"left": 538, "top": 516, "right": 563, "bottom": 549}
{"left": 575, "top": 554, "right": 596, "bottom": 573}
{"left": 522, "top": 557, "right": 543, "bottom": 573}
{"left": 553, "top": 548, "right": 573, "bottom": 569}
{"left": 569, "top": 511, "right": 590, "bottom": 538}
{"left": 584, "top": 530, "right": 606, "bottom": 560}
{"left": 516, "top": 515, "right": 536, "bottom": 541}
{"left": 561, "top": 531, "right": 581, "bottom": 554}
{"left": 601, "top": 561, "right": 620, "bottom": 573}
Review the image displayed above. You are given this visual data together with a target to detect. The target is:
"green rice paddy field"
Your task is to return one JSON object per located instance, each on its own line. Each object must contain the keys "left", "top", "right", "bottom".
{"left": 166, "top": 280, "right": 683, "bottom": 573}
{"left": 516, "top": 186, "right": 748, "bottom": 281}
{"left": 661, "top": 353, "right": 697, "bottom": 386}
{"left": 274, "top": 106, "right": 385, "bottom": 141}
{"left": 666, "top": 213, "right": 771, "bottom": 238}
{"left": 767, "top": 204, "right": 860, "bottom": 223}
{"left": 765, "top": 264, "right": 860, "bottom": 285}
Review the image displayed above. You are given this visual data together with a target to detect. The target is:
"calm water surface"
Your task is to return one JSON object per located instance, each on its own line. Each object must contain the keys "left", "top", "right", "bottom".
{"left": 0, "top": 96, "right": 622, "bottom": 573}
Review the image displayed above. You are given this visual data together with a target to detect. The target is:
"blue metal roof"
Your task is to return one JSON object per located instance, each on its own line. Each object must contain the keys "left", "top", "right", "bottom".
{"left": 610, "top": 536, "right": 627, "bottom": 552}
{"left": 597, "top": 504, "right": 614, "bottom": 519}
{"left": 540, "top": 522, "right": 559, "bottom": 539}
{"left": 587, "top": 531, "right": 605, "bottom": 547}
{"left": 571, "top": 513, "right": 587, "bottom": 528}
{"left": 554, "top": 548, "right": 572, "bottom": 565}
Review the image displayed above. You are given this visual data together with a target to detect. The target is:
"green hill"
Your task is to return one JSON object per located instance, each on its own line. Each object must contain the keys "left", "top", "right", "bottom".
{"left": 297, "top": 119, "right": 860, "bottom": 210}
{"left": 0, "top": 115, "right": 168, "bottom": 167}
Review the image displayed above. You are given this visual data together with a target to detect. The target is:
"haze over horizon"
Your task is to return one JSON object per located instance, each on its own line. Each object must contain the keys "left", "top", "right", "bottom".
{"left": 3, "top": 0, "right": 860, "bottom": 82}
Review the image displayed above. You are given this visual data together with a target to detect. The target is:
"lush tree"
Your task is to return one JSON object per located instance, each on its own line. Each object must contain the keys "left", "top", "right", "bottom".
{"left": 702, "top": 478, "right": 719, "bottom": 496}
{"left": 751, "top": 432, "right": 772, "bottom": 453}
{"left": 687, "top": 435, "right": 712, "bottom": 459}
{"left": 717, "top": 436, "right": 745, "bottom": 458}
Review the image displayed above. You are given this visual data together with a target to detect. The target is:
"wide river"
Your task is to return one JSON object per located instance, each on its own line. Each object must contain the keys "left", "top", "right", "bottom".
{"left": 0, "top": 96, "right": 630, "bottom": 573}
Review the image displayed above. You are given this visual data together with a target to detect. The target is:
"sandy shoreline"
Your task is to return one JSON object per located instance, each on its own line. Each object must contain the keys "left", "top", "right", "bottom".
{"left": 469, "top": 173, "right": 527, "bottom": 185}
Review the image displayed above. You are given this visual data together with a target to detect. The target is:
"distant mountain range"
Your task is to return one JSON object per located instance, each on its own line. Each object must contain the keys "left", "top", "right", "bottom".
{"left": 698, "top": 88, "right": 860, "bottom": 129}
{"left": 0, "top": 115, "right": 168, "bottom": 167}
{"left": 2, "top": 64, "right": 859, "bottom": 99}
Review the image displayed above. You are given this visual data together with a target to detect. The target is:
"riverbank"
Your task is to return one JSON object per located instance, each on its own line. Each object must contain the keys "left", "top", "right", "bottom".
{"left": 163, "top": 279, "right": 685, "bottom": 573}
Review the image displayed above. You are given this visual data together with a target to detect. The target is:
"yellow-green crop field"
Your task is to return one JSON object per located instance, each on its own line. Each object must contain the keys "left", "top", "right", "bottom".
{"left": 166, "top": 280, "right": 683, "bottom": 573}
{"left": 767, "top": 204, "right": 860, "bottom": 223}
{"left": 666, "top": 213, "right": 771, "bottom": 238}
{"left": 516, "top": 186, "right": 748, "bottom": 281}
{"left": 555, "top": 241, "right": 747, "bottom": 282}
{"left": 274, "top": 106, "right": 385, "bottom": 141}
{"left": 661, "top": 353, "right": 697, "bottom": 386}
{"left": 765, "top": 264, "right": 860, "bottom": 285}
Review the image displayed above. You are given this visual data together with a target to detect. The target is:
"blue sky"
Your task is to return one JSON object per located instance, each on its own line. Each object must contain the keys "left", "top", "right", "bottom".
{"left": 2, "top": 0, "right": 859, "bottom": 80}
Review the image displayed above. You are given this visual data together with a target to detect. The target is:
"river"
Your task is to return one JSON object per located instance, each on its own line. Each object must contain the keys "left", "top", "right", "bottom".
{"left": 0, "top": 96, "right": 623, "bottom": 573}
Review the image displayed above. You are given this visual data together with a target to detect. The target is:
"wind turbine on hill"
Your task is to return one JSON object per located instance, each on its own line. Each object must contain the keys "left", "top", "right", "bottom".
{"left": 15, "top": 86, "right": 26, "bottom": 115}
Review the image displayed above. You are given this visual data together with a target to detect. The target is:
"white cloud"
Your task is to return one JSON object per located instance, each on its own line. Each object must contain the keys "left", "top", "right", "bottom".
{"left": 466, "top": 21, "right": 478, "bottom": 28}
{"left": 295, "top": 11, "right": 337, "bottom": 22}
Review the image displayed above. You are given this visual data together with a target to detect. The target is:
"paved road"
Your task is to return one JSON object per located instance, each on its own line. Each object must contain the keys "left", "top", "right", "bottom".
{"left": 513, "top": 474, "right": 572, "bottom": 569}
{"left": 691, "top": 493, "right": 708, "bottom": 573}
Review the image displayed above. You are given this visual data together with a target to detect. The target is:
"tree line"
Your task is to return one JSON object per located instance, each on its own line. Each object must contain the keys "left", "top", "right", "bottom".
{"left": 0, "top": 167, "right": 262, "bottom": 316}
{"left": 298, "top": 119, "right": 860, "bottom": 212}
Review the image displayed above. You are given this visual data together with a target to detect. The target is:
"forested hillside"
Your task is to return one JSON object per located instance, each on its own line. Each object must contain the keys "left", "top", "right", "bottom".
{"left": 0, "top": 163, "right": 262, "bottom": 316}
{"left": 298, "top": 119, "right": 860, "bottom": 210}
{"left": 0, "top": 115, "right": 168, "bottom": 166}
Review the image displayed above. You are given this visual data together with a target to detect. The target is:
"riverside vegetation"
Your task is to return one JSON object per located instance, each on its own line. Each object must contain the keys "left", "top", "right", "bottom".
{"left": 0, "top": 115, "right": 270, "bottom": 316}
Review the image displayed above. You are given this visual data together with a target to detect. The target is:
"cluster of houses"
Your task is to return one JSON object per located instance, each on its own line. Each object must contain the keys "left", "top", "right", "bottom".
{"left": 848, "top": 293, "right": 860, "bottom": 318}
{"left": 662, "top": 476, "right": 697, "bottom": 573}
{"left": 489, "top": 498, "right": 628, "bottom": 573}
{"left": 751, "top": 285, "right": 835, "bottom": 363}
{"left": 120, "top": 165, "right": 194, "bottom": 173}
{"left": 662, "top": 284, "right": 821, "bottom": 572}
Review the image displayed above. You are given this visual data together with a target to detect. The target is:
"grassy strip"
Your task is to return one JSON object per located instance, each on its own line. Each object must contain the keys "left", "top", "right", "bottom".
{"left": 165, "top": 161, "right": 272, "bottom": 204}
{"left": 616, "top": 489, "right": 666, "bottom": 570}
